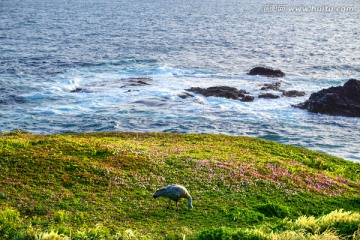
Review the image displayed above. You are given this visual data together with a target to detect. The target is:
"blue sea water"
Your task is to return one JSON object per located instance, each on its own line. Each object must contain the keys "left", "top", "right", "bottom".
{"left": 0, "top": 0, "right": 359, "bottom": 161}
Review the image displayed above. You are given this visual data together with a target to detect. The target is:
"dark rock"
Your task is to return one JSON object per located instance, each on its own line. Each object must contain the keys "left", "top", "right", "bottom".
{"left": 70, "top": 88, "right": 92, "bottom": 93}
{"left": 282, "top": 90, "right": 306, "bottom": 97}
{"left": 261, "top": 82, "right": 282, "bottom": 91}
{"left": 260, "top": 82, "right": 306, "bottom": 97}
{"left": 121, "top": 77, "right": 152, "bottom": 88}
{"left": 133, "top": 80, "right": 149, "bottom": 86}
{"left": 249, "top": 67, "right": 285, "bottom": 78}
{"left": 294, "top": 79, "right": 360, "bottom": 117}
{"left": 178, "top": 92, "right": 194, "bottom": 99}
{"left": 186, "top": 86, "right": 249, "bottom": 100}
{"left": 240, "top": 95, "right": 255, "bottom": 102}
{"left": 258, "top": 93, "right": 280, "bottom": 99}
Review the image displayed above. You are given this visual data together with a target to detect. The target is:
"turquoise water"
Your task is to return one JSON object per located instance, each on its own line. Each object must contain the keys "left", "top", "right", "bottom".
{"left": 0, "top": 0, "right": 359, "bottom": 161}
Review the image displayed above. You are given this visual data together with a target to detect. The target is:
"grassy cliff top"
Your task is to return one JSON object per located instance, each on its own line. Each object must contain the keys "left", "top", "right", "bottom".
{"left": 0, "top": 131, "right": 359, "bottom": 239}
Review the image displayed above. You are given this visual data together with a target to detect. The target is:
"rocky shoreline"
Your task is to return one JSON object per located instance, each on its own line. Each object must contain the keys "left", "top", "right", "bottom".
{"left": 294, "top": 79, "right": 360, "bottom": 117}
{"left": 182, "top": 68, "right": 306, "bottom": 102}
{"left": 69, "top": 67, "right": 359, "bottom": 118}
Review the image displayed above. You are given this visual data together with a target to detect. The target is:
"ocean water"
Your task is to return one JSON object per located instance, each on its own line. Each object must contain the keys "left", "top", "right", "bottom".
{"left": 0, "top": 0, "right": 359, "bottom": 161}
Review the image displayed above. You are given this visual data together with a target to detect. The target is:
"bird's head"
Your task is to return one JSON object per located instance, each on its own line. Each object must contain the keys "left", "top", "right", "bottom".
{"left": 187, "top": 196, "right": 193, "bottom": 210}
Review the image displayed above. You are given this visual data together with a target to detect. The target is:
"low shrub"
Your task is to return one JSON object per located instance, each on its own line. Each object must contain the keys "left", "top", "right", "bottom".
{"left": 195, "top": 227, "right": 268, "bottom": 240}
{"left": 229, "top": 208, "right": 265, "bottom": 224}
{"left": 269, "top": 229, "right": 339, "bottom": 240}
{"left": 255, "top": 203, "right": 290, "bottom": 218}
{"left": 196, "top": 227, "right": 235, "bottom": 240}
{"left": 54, "top": 210, "right": 71, "bottom": 223}
{"left": 0, "top": 207, "right": 25, "bottom": 239}
{"left": 36, "top": 231, "right": 70, "bottom": 240}
{"left": 232, "top": 229, "right": 268, "bottom": 240}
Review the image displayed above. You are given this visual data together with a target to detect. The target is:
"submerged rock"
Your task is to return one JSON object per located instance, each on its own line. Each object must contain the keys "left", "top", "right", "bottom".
{"left": 132, "top": 98, "right": 167, "bottom": 107}
{"left": 186, "top": 86, "right": 254, "bottom": 102}
{"left": 178, "top": 92, "right": 194, "bottom": 99}
{"left": 294, "top": 79, "right": 360, "bottom": 117}
{"left": 0, "top": 94, "right": 26, "bottom": 105}
{"left": 120, "top": 77, "right": 152, "bottom": 88}
{"left": 240, "top": 95, "right": 255, "bottom": 102}
{"left": 70, "top": 88, "right": 92, "bottom": 93}
{"left": 260, "top": 82, "right": 306, "bottom": 98}
{"left": 258, "top": 93, "right": 280, "bottom": 99}
{"left": 260, "top": 82, "right": 282, "bottom": 91}
{"left": 186, "top": 86, "right": 248, "bottom": 99}
{"left": 248, "top": 67, "right": 285, "bottom": 78}
{"left": 282, "top": 90, "right": 306, "bottom": 97}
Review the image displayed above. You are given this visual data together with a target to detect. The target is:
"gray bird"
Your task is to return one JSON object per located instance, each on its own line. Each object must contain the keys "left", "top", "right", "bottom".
{"left": 153, "top": 184, "right": 193, "bottom": 210}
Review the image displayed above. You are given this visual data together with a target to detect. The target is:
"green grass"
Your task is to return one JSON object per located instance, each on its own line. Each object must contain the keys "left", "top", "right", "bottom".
{"left": 0, "top": 131, "right": 359, "bottom": 239}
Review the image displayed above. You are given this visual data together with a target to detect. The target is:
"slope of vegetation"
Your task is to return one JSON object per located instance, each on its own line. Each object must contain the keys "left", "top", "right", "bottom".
{"left": 0, "top": 131, "right": 359, "bottom": 239}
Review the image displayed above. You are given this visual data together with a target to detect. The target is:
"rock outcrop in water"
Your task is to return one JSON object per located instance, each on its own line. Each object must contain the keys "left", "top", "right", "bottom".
{"left": 178, "top": 92, "right": 194, "bottom": 99}
{"left": 258, "top": 93, "right": 280, "bottom": 99}
{"left": 248, "top": 67, "right": 285, "bottom": 78}
{"left": 259, "top": 82, "right": 306, "bottom": 98}
{"left": 186, "top": 86, "right": 254, "bottom": 102}
{"left": 70, "top": 88, "right": 92, "bottom": 93}
{"left": 282, "top": 90, "right": 306, "bottom": 97}
{"left": 120, "top": 77, "right": 152, "bottom": 88}
{"left": 294, "top": 79, "right": 360, "bottom": 117}
{"left": 260, "top": 82, "right": 282, "bottom": 91}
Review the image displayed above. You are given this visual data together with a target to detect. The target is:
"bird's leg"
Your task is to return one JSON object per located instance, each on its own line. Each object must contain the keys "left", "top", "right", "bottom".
{"left": 176, "top": 201, "right": 179, "bottom": 210}
{"left": 168, "top": 199, "right": 171, "bottom": 209}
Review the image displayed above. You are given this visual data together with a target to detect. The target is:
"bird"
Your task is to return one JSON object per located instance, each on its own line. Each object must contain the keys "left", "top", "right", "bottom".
{"left": 153, "top": 184, "right": 193, "bottom": 210}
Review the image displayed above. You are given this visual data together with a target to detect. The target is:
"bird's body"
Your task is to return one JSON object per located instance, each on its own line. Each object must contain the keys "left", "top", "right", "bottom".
{"left": 153, "top": 184, "right": 193, "bottom": 209}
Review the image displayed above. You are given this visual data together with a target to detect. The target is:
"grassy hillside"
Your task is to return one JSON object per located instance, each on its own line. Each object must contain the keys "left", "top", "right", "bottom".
{"left": 0, "top": 131, "right": 359, "bottom": 239}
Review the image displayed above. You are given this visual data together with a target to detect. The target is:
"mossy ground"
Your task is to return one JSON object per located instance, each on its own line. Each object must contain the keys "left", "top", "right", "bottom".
{"left": 0, "top": 131, "right": 359, "bottom": 239}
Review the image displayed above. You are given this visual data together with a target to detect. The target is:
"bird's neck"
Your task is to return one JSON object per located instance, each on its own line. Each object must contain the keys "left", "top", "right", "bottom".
{"left": 187, "top": 196, "right": 193, "bottom": 209}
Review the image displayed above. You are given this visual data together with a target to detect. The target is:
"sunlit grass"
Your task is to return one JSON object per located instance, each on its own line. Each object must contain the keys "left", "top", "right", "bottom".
{"left": 0, "top": 131, "right": 359, "bottom": 239}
